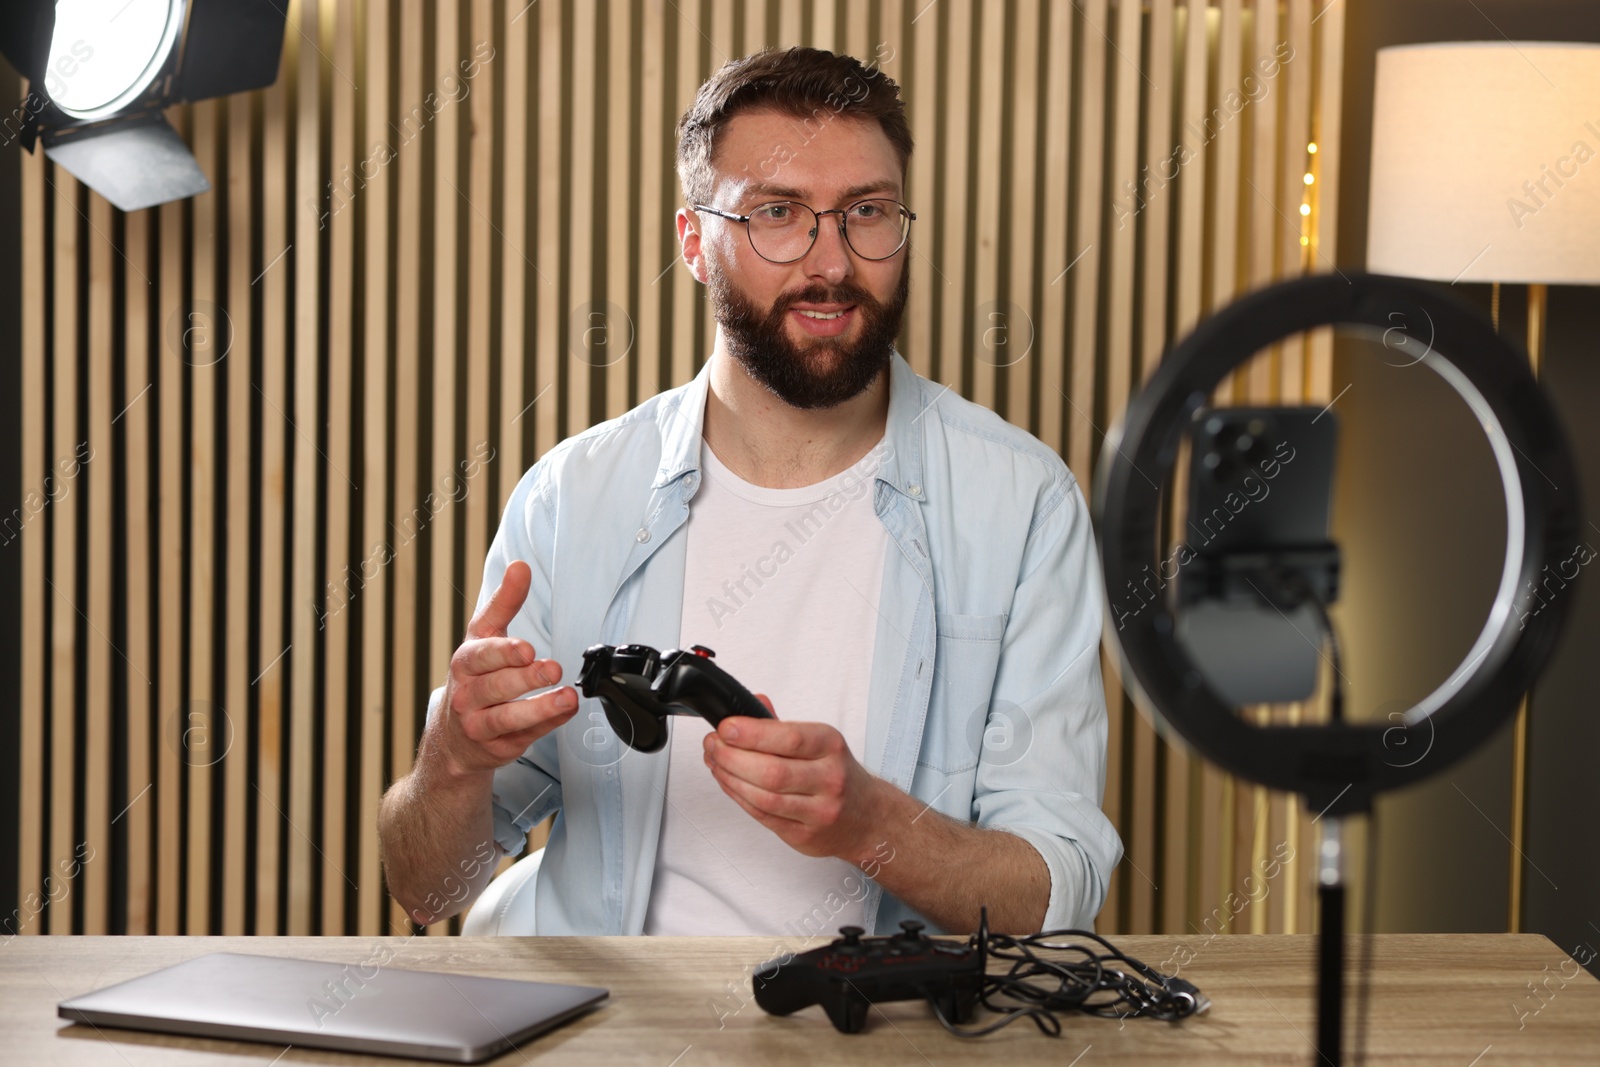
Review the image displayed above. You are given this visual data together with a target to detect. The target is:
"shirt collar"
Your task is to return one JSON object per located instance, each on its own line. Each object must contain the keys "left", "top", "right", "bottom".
{"left": 651, "top": 349, "right": 930, "bottom": 501}
{"left": 651, "top": 358, "right": 712, "bottom": 488}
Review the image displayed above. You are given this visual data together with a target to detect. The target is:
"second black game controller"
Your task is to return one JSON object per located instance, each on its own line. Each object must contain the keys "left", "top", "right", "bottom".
{"left": 752, "top": 921, "right": 985, "bottom": 1034}
{"left": 575, "top": 643, "right": 774, "bottom": 753}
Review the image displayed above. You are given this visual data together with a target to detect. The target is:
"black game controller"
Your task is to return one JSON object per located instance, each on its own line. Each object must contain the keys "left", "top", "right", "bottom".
{"left": 575, "top": 643, "right": 774, "bottom": 753}
{"left": 753, "top": 921, "right": 985, "bottom": 1034}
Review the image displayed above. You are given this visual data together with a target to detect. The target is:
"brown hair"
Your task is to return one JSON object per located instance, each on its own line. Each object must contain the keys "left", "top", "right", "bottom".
{"left": 675, "top": 46, "right": 914, "bottom": 207}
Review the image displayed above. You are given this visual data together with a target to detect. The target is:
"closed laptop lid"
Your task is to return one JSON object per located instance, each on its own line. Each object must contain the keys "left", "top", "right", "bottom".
{"left": 57, "top": 952, "right": 609, "bottom": 1063}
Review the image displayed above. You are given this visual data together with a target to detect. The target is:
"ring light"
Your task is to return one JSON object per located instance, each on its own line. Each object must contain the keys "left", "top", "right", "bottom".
{"left": 1093, "top": 273, "right": 1582, "bottom": 817}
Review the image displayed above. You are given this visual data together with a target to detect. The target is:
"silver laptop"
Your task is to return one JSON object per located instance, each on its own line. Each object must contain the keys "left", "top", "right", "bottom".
{"left": 57, "top": 952, "right": 609, "bottom": 1063}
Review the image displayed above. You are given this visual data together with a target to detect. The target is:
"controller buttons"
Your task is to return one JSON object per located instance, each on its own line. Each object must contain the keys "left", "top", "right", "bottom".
{"left": 837, "top": 926, "right": 865, "bottom": 950}
{"left": 898, "top": 920, "right": 926, "bottom": 940}
{"left": 690, "top": 645, "right": 715, "bottom": 658}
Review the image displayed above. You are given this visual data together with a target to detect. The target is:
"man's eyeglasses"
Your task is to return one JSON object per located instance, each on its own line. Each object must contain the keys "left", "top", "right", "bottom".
{"left": 693, "top": 198, "right": 917, "bottom": 264}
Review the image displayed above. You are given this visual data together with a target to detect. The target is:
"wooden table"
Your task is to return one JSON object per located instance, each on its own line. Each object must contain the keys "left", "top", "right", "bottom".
{"left": 4, "top": 934, "right": 1597, "bottom": 1064}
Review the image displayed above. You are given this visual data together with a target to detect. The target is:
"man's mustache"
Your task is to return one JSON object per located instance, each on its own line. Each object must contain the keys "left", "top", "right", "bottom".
{"left": 768, "top": 283, "right": 880, "bottom": 318}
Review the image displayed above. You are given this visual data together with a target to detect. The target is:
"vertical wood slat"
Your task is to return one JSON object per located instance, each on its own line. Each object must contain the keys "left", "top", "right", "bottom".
{"left": 85, "top": 193, "right": 113, "bottom": 935}
{"left": 1175, "top": 3, "right": 1208, "bottom": 338}
{"left": 458, "top": 0, "right": 504, "bottom": 901}
{"left": 16, "top": 97, "right": 44, "bottom": 936}
{"left": 634, "top": 0, "right": 667, "bottom": 410}
{"left": 569, "top": 1, "right": 598, "bottom": 434}
{"left": 1035, "top": 0, "right": 1073, "bottom": 456}
{"left": 499, "top": 1, "right": 530, "bottom": 505}
{"left": 1308, "top": 0, "right": 1344, "bottom": 392}
{"left": 842, "top": 0, "right": 867, "bottom": 61}
{"left": 256, "top": 31, "right": 291, "bottom": 937}
{"left": 1135, "top": 0, "right": 1176, "bottom": 357}
{"left": 425, "top": 0, "right": 463, "bottom": 939}
{"left": 1211, "top": 0, "right": 1244, "bottom": 314}
{"left": 670, "top": 0, "right": 700, "bottom": 389}
{"left": 1253, "top": 0, "right": 1293, "bottom": 926}
{"left": 1066, "top": 2, "right": 1114, "bottom": 938}
{"left": 1004, "top": 0, "right": 1040, "bottom": 431}
{"left": 536, "top": 0, "right": 564, "bottom": 461}
{"left": 1104, "top": 0, "right": 1147, "bottom": 938}
{"left": 881, "top": 10, "right": 906, "bottom": 399}
{"left": 1067, "top": 0, "right": 1106, "bottom": 492}
{"left": 1209, "top": 0, "right": 1254, "bottom": 931}
{"left": 123, "top": 206, "right": 154, "bottom": 936}
{"left": 1134, "top": 0, "right": 1176, "bottom": 938}
{"left": 322, "top": 0, "right": 358, "bottom": 935}
{"left": 810, "top": 0, "right": 835, "bottom": 53}
{"left": 289, "top": 0, "right": 323, "bottom": 936}
{"left": 969, "top": 0, "right": 1004, "bottom": 412}
{"left": 1104, "top": 0, "right": 1140, "bottom": 423}
{"left": 1247, "top": 0, "right": 1280, "bottom": 401}
{"left": 15, "top": 0, "right": 1348, "bottom": 943}
{"left": 1175, "top": 0, "right": 1230, "bottom": 933}
{"left": 1283, "top": 0, "right": 1317, "bottom": 939}
{"left": 1278, "top": 0, "right": 1313, "bottom": 398}
{"left": 935, "top": 0, "right": 973, "bottom": 395}
{"left": 358, "top": 0, "right": 394, "bottom": 938}
{"left": 606, "top": 0, "right": 635, "bottom": 419}
{"left": 779, "top": 0, "right": 803, "bottom": 46}
{"left": 706, "top": 1, "right": 734, "bottom": 358}
{"left": 48, "top": 172, "right": 79, "bottom": 936}
{"left": 389, "top": 0, "right": 425, "bottom": 935}
{"left": 1131, "top": 0, "right": 1174, "bottom": 938}
{"left": 223, "top": 92, "right": 255, "bottom": 936}
{"left": 746, "top": 0, "right": 769, "bottom": 52}
{"left": 186, "top": 99, "right": 218, "bottom": 937}
{"left": 157, "top": 178, "right": 183, "bottom": 934}
{"left": 904, "top": 0, "right": 939, "bottom": 383}
{"left": 463, "top": 0, "right": 497, "bottom": 661}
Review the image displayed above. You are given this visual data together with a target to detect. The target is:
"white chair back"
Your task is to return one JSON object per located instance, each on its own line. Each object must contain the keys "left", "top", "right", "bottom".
{"left": 459, "top": 847, "right": 544, "bottom": 935}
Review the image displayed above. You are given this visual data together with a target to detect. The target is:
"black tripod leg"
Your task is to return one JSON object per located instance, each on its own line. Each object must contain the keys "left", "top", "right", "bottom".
{"left": 1317, "top": 880, "right": 1345, "bottom": 1065}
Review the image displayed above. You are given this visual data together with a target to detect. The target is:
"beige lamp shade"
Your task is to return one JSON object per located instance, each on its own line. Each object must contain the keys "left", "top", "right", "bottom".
{"left": 1368, "top": 42, "right": 1600, "bottom": 284}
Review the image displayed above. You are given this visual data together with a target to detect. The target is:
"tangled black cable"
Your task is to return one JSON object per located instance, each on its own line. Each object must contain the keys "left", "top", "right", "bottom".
{"left": 927, "top": 908, "right": 1211, "bottom": 1038}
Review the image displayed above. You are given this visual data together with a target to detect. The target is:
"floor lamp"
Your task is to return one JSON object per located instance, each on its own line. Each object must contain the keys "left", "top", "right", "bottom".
{"left": 1367, "top": 41, "right": 1600, "bottom": 931}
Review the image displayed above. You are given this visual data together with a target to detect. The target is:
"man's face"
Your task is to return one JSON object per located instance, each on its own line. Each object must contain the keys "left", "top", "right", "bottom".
{"left": 684, "top": 107, "right": 911, "bottom": 410}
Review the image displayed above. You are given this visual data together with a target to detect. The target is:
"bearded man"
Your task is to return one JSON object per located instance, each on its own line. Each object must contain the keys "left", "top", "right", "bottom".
{"left": 379, "top": 46, "right": 1121, "bottom": 938}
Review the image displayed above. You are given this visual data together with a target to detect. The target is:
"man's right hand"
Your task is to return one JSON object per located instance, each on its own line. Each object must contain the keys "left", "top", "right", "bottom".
{"left": 428, "top": 559, "right": 579, "bottom": 777}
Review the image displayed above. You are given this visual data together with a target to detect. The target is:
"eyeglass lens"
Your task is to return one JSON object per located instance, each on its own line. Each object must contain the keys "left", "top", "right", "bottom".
{"left": 745, "top": 199, "right": 910, "bottom": 263}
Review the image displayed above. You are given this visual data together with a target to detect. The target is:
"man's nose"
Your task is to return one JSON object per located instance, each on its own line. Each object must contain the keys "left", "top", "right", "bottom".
{"left": 803, "top": 212, "right": 853, "bottom": 286}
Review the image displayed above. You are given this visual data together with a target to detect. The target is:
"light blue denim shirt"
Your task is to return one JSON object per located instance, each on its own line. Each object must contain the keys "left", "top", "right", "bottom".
{"left": 428, "top": 351, "right": 1122, "bottom": 935}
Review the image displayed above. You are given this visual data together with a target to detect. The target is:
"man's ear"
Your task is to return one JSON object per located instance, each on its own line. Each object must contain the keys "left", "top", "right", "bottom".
{"left": 676, "top": 207, "right": 709, "bottom": 285}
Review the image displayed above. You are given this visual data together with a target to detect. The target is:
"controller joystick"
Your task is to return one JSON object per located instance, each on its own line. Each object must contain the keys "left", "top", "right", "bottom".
{"left": 753, "top": 922, "right": 985, "bottom": 1034}
{"left": 575, "top": 643, "right": 774, "bottom": 753}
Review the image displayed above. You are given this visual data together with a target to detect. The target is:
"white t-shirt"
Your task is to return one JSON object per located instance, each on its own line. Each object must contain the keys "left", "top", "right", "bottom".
{"left": 642, "top": 437, "right": 889, "bottom": 936}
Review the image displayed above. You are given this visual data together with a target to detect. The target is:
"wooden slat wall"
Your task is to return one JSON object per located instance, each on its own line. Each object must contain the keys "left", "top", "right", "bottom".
{"left": 13, "top": 0, "right": 1343, "bottom": 938}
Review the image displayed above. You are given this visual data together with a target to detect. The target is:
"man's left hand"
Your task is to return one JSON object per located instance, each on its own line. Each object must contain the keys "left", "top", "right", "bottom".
{"left": 702, "top": 695, "right": 886, "bottom": 863}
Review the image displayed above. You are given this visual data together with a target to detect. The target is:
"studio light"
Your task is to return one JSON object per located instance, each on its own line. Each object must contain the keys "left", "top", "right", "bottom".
{"left": 0, "top": 1, "right": 287, "bottom": 212}
{"left": 48, "top": 0, "right": 186, "bottom": 121}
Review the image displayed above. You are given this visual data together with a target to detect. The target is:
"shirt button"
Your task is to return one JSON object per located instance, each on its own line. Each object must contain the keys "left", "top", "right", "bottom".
{"left": 908, "top": 484, "right": 922, "bottom": 497}
{"left": 636, "top": 528, "right": 651, "bottom": 543}
{"left": 684, "top": 473, "right": 699, "bottom": 491}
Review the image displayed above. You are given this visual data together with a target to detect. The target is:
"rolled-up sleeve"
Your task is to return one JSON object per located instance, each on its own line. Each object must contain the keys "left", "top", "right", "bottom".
{"left": 972, "top": 470, "right": 1122, "bottom": 930}
{"left": 423, "top": 463, "right": 565, "bottom": 857}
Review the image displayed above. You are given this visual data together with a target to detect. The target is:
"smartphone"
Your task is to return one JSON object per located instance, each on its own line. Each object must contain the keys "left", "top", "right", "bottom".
{"left": 1173, "top": 406, "right": 1339, "bottom": 706}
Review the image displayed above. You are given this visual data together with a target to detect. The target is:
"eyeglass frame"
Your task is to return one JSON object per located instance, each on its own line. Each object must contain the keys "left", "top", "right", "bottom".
{"left": 691, "top": 198, "right": 918, "bottom": 264}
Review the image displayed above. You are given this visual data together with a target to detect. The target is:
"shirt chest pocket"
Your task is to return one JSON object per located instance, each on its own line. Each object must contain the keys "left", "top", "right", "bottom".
{"left": 917, "top": 611, "right": 1008, "bottom": 774}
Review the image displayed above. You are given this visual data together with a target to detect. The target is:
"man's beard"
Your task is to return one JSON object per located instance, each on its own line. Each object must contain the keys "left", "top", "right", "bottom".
{"left": 707, "top": 254, "right": 911, "bottom": 410}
